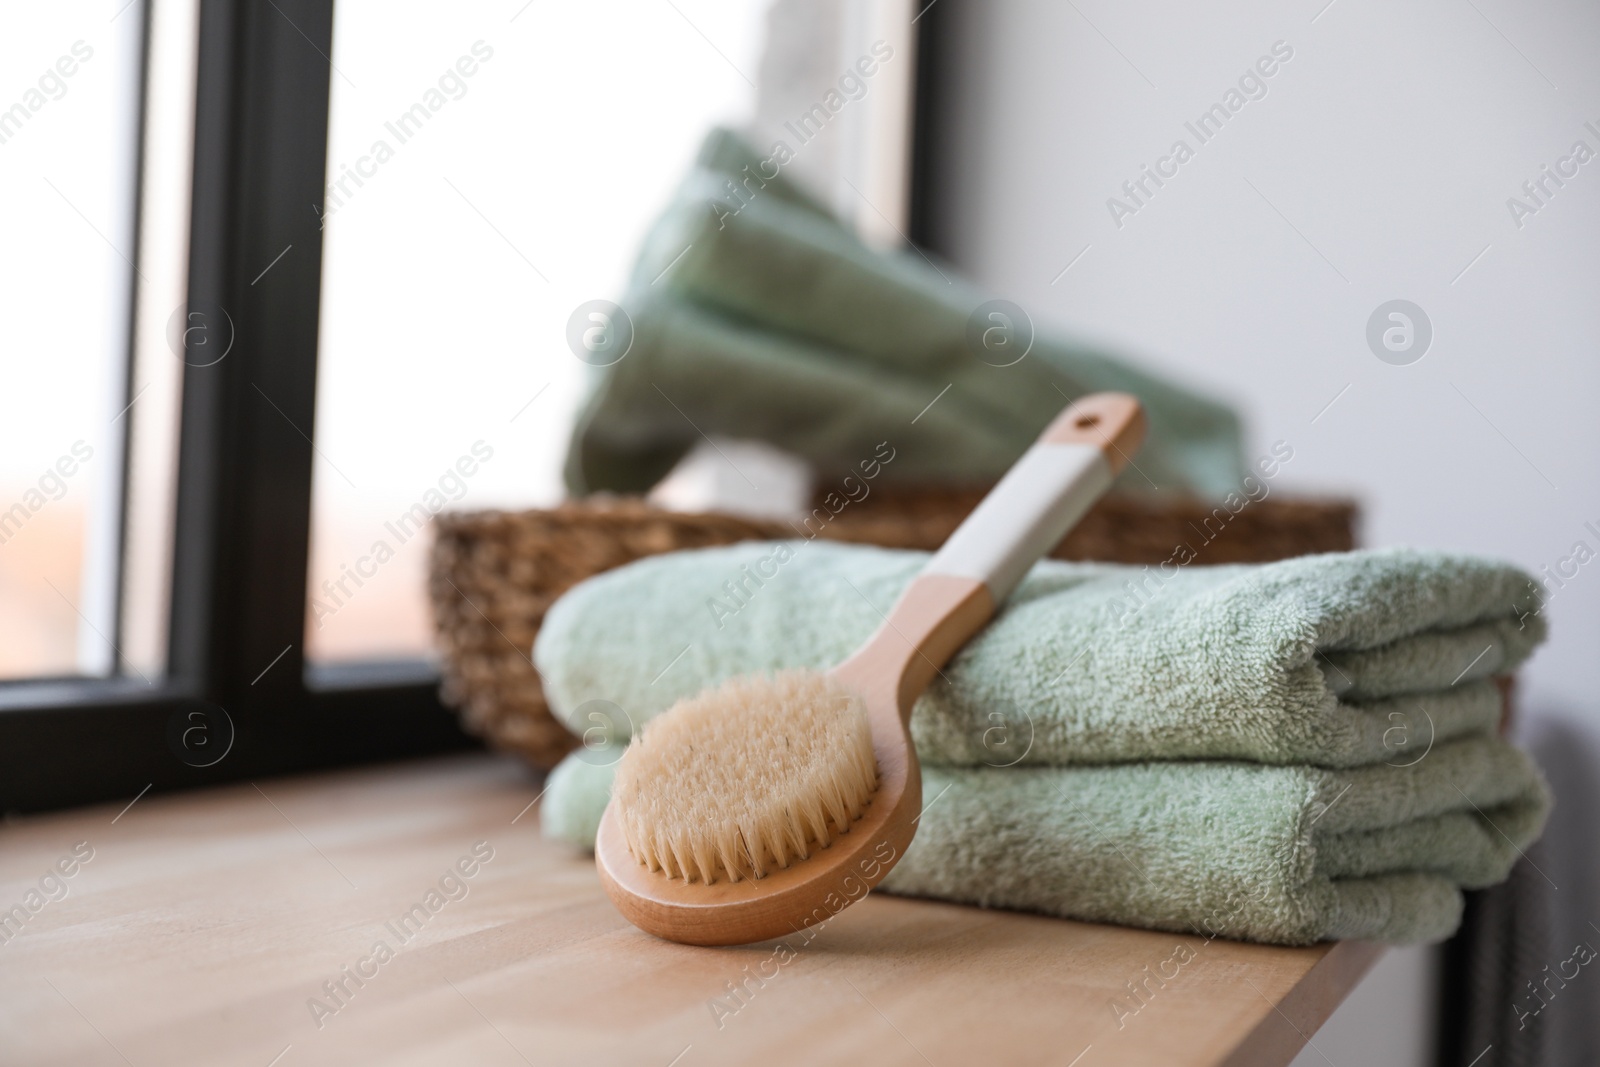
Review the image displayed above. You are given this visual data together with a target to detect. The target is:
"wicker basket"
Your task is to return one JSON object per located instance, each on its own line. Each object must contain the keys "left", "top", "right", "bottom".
{"left": 429, "top": 491, "right": 1358, "bottom": 769}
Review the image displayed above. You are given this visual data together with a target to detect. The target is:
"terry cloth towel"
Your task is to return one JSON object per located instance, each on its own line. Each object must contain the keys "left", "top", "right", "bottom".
{"left": 532, "top": 541, "right": 1550, "bottom": 945}
{"left": 563, "top": 127, "right": 1246, "bottom": 499}
{"left": 542, "top": 736, "right": 1549, "bottom": 945}
{"left": 534, "top": 542, "right": 1548, "bottom": 769}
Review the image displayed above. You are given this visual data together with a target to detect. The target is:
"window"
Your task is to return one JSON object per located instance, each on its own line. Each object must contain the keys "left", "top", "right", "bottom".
{"left": 0, "top": 0, "right": 934, "bottom": 814}
{"left": 308, "top": 1, "right": 767, "bottom": 662}
{"left": 1, "top": 0, "right": 476, "bottom": 814}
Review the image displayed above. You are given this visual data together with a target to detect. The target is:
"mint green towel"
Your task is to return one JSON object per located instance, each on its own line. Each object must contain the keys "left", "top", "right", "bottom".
{"left": 543, "top": 736, "right": 1547, "bottom": 945}
{"left": 564, "top": 129, "right": 1246, "bottom": 498}
{"left": 534, "top": 543, "right": 1549, "bottom": 944}
{"left": 535, "top": 542, "right": 1546, "bottom": 769}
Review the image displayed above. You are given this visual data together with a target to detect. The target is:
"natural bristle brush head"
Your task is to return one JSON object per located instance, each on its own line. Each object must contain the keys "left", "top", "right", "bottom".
{"left": 611, "top": 669, "right": 878, "bottom": 885}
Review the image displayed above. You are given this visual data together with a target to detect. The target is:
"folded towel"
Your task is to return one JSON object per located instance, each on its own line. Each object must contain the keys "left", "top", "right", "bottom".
{"left": 535, "top": 541, "right": 1550, "bottom": 943}
{"left": 542, "top": 735, "right": 1549, "bottom": 945}
{"left": 563, "top": 128, "right": 1246, "bottom": 499}
{"left": 535, "top": 542, "right": 1546, "bottom": 769}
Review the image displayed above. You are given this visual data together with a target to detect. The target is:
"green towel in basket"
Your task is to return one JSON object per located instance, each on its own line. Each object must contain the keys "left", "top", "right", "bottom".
{"left": 563, "top": 128, "right": 1246, "bottom": 499}
{"left": 533, "top": 541, "right": 1549, "bottom": 944}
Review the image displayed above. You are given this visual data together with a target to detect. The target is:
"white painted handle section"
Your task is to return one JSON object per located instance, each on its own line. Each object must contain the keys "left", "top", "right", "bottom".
{"left": 923, "top": 442, "right": 1112, "bottom": 603}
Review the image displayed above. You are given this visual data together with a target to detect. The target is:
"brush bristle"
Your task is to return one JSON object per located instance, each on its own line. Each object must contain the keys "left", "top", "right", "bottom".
{"left": 611, "top": 669, "right": 878, "bottom": 885}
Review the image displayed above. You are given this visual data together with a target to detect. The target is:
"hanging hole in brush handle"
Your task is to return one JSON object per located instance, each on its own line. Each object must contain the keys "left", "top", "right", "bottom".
{"left": 923, "top": 393, "right": 1147, "bottom": 604}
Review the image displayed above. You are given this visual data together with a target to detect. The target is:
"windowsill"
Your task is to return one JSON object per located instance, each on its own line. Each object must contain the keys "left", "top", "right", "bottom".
{"left": 0, "top": 753, "right": 1380, "bottom": 1065}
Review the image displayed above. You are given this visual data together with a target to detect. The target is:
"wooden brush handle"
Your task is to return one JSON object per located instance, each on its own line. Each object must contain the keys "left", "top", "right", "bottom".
{"left": 832, "top": 393, "right": 1145, "bottom": 719}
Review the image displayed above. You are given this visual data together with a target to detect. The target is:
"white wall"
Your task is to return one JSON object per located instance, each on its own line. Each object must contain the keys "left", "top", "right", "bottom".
{"left": 925, "top": 2, "right": 1600, "bottom": 1061}
{"left": 927, "top": 0, "right": 1600, "bottom": 729}
{"left": 1290, "top": 945, "right": 1435, "bottom": 1067}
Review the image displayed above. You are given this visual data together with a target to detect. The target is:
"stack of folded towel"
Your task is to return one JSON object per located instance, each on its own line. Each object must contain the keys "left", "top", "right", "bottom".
{"left": 563, "top": 128, "right": 1246, "bottom": 500}
{"left": 536, "top": 542, "right": 1550, "bottom": 946}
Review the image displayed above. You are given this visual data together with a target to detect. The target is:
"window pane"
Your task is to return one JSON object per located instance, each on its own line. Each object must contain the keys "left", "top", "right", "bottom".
{"left": 0, "top": 5, "right": 146, "bottom": 680}
{"left": 308, "top": 1, "right": 766, "bottom": 661}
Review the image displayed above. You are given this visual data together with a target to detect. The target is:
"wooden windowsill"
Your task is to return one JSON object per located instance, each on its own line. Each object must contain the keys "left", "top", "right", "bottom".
{"left": 0, "top": 754, "right": 1381, "bottom": 1066}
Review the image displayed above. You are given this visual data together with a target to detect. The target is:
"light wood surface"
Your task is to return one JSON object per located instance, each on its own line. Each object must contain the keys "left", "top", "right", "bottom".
{"left": 0, "top": 754, "right": 1381, "bottom": 1067}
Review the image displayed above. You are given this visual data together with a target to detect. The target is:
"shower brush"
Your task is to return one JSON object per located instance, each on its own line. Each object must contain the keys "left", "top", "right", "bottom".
{"left": 595, "top": 392, "right": 1146, "bottom": 945}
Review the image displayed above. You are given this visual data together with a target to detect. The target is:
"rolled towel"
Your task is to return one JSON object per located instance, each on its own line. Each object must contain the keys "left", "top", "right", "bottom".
{"left": 535, "top": 542, "right": 1545, "bottom": 769}
{"left": 563, "top": 127, "right": 1246, "bottom": 499}
{"left": 541, "top": 735, "right": 1549, "bottom": 945}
